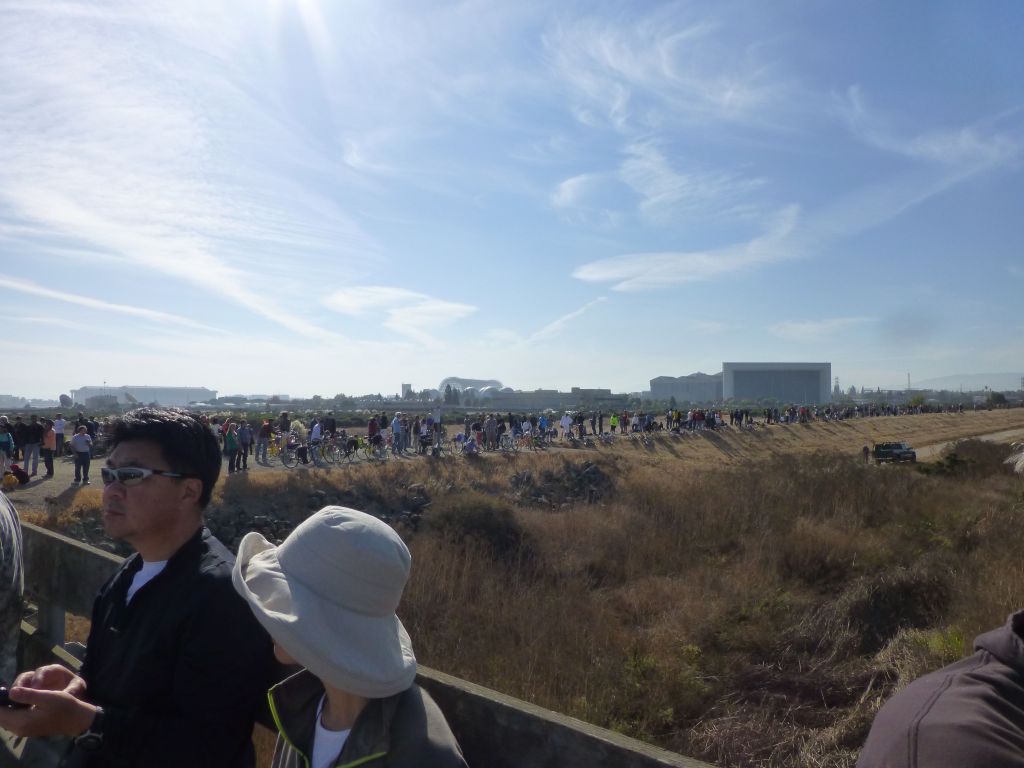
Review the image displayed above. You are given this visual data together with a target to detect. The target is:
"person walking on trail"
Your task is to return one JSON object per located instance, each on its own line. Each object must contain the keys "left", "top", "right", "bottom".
{"left": 309, "top": 419, "right": 325, "bottom": 466}
{"left": 484, "top": 414, "right": 497, "bottom": 451}
{"left": 22, "top": 415, "right": 44, "bottom": 477}
{"left": 256, "top": 420, "right": 272, "bottom": 464}
{"left": 11, "top": 418, "right": 26, "bottom": 462}
{"left": 70, "top": 425, "right": 93, "bottom": 485}
{"left": 237, "top": 421, "right": 253, "bottom": 471}
{"left": 224, "top": 422, "right": 240, "bottom": 474}
{"left": 390, "top": 413, "right": 403, "bottom": 456}
{"left": 559, "top": 412, "right": 573, "bottom": 440}
{"left": 41, "top": 419, "right": 56, "bottom": 477}
{"left": 52, "top": 413, "right": 66, "bottom": 458}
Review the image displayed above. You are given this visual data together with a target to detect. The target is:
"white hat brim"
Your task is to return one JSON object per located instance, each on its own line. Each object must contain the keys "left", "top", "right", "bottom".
{"left": 232, "top": 531, "right": 417, "bottom": 698}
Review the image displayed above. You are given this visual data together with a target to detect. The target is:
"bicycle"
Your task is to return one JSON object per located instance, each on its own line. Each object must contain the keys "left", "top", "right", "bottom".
{"left": 319, "top": 434, "right": 342, "bottom": 465}
{"left": 307, "top": 439, "right": 332, "bottom": 467}
{"left": 436, "top": 436, "right": 455, "bottom": 457}
{"left": 453, "top": 433, "right": 480, "bottom": 457}
{"left": 336, "top": 431, "right": 358, "bottom": 464}
{"left": 498, "top": 433, "right": 519, "bottom": 453}
{"left": 430, "top": 426, "right": 456, "bottom": 458}
{"left": 280, "top": 438, "right": 300, "bottom": 468}
{"left": 362, "top": 434, "right": 389, "bottom": 462}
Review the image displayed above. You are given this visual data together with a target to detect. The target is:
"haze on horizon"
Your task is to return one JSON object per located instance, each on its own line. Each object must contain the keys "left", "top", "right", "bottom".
{"left": 1, "top": 0, "right": 1022, "bottom": 399}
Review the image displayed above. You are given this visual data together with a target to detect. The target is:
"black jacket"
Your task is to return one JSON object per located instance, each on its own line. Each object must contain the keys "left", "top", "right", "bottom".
{"left": 857, "top": 610, "right": 1024, "bottom": 767}
{"left": 24, "top": 422, "right": 45, "bottom": 444}
{"left": 65, "top": 527, "right": 273, "bottom": 768}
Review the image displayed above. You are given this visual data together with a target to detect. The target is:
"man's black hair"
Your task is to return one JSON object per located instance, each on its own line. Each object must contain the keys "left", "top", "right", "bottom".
{"left": 110, "top": 408, "right": 221, "bottom": 509}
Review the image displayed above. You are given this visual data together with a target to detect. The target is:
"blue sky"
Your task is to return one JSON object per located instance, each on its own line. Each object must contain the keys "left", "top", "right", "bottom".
{"left": 1, "top": 0, "right": 1021, "bottom": 399}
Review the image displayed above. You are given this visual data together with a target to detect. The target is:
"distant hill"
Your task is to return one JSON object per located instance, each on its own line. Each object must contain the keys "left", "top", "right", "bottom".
{"left": 909, "top": 372, "right": 1024, "bottom": 392}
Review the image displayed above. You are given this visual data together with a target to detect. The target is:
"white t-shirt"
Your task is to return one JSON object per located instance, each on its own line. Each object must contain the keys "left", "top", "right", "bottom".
{"left": 127, "top": 560, "right": 168, "bottom": 603}
{"left": 53, "top": 418, "right": 66, "bottom": 434}
{"left": 312, "top": 695, "right": 350, "bottom": 768}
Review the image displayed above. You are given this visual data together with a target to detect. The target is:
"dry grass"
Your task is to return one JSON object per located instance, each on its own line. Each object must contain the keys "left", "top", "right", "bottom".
{"left": 19, "top": 416, "right": 1024, "bottom": 767}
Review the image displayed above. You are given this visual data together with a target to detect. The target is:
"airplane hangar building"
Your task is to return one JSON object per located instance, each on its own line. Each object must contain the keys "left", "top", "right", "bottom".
{"left": 722, "top": 362, "right": 832, "bottom": 404}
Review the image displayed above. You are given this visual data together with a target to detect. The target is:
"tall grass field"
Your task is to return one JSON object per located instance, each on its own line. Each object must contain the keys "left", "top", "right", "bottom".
{"left": 24, "top": 417, "right": 1024, "bottom": 767}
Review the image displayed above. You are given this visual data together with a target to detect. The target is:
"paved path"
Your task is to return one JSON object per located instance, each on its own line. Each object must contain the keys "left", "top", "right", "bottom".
{"left": 5, "top": 444, "right": 451, "bottom": 515}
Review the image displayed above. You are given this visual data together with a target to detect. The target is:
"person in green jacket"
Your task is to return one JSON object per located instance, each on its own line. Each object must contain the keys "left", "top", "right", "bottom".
{"left": 232, "top": 506, "right": 467, "bottom": 768}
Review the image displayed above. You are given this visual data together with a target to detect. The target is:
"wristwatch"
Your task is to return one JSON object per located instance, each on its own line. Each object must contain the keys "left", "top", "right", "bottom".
{"left": 74, "top": 707, "right": 105, "bottom": 752}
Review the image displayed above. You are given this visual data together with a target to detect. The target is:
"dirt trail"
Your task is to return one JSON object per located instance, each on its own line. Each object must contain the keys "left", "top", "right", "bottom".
{"left": 915, "top": 426, "right": 1024, "bottom": 461}
{"left": 582, "top": 409, "right": 1024, "bottom": 470}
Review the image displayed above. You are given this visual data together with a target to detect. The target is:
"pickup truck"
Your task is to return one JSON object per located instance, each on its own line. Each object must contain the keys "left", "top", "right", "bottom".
{"left": 873, "top": 441, "right": 917, "bottom": 464}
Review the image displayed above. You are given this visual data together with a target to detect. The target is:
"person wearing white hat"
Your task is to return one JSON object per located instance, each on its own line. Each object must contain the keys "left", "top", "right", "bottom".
{"left": 233, "top": 506, "right": 467, "bottom": 768}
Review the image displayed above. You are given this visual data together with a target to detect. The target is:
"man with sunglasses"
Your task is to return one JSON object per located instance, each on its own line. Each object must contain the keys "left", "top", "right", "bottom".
{"left": 0, "top": 408, "right": 273, "bottom": 767}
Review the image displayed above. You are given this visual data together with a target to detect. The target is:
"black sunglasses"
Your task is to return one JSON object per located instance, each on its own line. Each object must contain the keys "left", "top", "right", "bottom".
{"left": 100, "top": 466, "right": 194, "bottom": 486}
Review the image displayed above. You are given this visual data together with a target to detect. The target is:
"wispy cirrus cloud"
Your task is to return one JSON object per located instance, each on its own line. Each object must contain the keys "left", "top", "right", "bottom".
{"left": 838, "top": 86, "right": 1021, "bottom": 169}
{"left": 0, "top": 0, "right": 372, "bottom": 342}
{"left": 573, "top": 205, "right": 801, "bottom": 291}
{"left": 481, "top": 297, "right": 609, "bottom": 347}
{"left": 770, "top": 317, "right": 871, "bottom": 341}
{"left": 573, "top": 88, "right": 1023, "bottom": 293}
{"left": 544, "top": 10, "right": 791, "bottom": 131}
{"left": 550, "top": 173, "right": 608, "bottom": 209}
{"left": 619, "top": 141, "right": 765, "bottom": 222}
{"left": 551, "top": 142, "right": 764, "bottom": 224}
{"left": 528, "top": 297, "right": 607, "bottom": 343}
{"left": 322, "top": 287, "right": 476, "bottom": 347}
{"left": 0, "top": 276, "right": 216, "bottom": 331}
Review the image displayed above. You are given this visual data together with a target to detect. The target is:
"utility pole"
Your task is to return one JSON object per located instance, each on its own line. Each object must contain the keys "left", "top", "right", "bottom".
{"left": 907, "top": 372, "right": 911, "bottom": 390}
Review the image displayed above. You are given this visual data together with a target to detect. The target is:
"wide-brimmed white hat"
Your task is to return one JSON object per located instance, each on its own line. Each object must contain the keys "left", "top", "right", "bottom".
{"left": 232, "top": 506, "right": 417, "bottom": 698}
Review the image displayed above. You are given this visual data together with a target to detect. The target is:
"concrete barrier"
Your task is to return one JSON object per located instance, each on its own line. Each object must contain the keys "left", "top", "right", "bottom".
{"left": 8, "top": 523, "right": 714, "bottom": 768}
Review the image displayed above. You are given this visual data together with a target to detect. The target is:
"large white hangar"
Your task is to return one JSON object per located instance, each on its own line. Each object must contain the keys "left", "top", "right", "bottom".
{"left": 722, "top": 362, "right": 832, "bottom": 404}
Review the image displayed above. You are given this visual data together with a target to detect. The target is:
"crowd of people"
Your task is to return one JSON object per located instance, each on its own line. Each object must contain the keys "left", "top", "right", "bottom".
{"left": 0, "top": 408, "right": 468, "bottom": 768}
{"left": 0, "top": 399, "right": 990, "bottom": 484}
{"left": 0, "top": 412, "right": 112, "bottom": 487}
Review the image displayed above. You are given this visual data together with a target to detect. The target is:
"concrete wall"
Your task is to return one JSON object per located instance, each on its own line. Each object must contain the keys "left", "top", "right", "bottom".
{"left": 11, "top": 524, "right": 715, "bottom": 768}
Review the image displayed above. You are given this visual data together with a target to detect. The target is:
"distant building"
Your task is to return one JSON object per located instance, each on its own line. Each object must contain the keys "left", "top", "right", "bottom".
{"left": 401, "top": 383, "right": 412, "bottom": 398}
{"left": 438, "top": 377, "right": 503, "bottom": 392}
{"left": 650, "top": 372, "right": 723, "bottom": 403}
{"left": 722, "top": 363, "right": 831, "bottom": 404}
{"left": 70, "top": 385, "right": 217, "bottom": 408}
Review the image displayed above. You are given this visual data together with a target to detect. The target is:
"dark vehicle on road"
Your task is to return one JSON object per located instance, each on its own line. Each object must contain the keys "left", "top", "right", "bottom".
{"left": 873, "top": 441, "right": 917, "bottom": 464}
